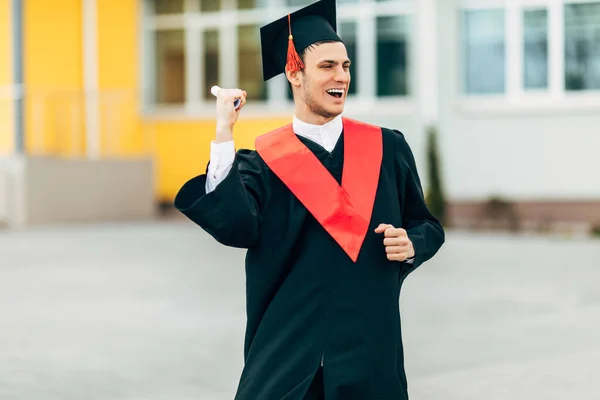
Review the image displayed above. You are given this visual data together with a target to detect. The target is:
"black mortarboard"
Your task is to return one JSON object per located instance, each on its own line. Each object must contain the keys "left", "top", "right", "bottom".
{"left": 260, "top": 0, "right": 342, "bottom": 81}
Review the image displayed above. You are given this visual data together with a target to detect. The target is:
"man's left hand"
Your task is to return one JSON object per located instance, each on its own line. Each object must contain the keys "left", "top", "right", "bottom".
{"left": 374, "top": 224, "right": 415, "bottom": 262}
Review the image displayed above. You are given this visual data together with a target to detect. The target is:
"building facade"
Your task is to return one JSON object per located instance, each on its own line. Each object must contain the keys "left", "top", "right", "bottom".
{"left": 0, "top": 0, "right": 599, "bottom": 230}
{"left": 439, "top": 0, "right": 600, "bottom": 231}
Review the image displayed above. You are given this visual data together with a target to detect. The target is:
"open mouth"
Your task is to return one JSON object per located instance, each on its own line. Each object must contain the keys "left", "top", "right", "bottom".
{"left": 326, "top": 88, "right": 345, "bottom": 99}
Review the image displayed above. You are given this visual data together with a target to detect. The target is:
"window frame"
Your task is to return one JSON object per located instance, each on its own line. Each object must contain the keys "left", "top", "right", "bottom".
{"left": 140, "top": 0, "right": 418, "bottom": 118}
{"left": 459, "top": 0, "right": 600, "bottom": 113}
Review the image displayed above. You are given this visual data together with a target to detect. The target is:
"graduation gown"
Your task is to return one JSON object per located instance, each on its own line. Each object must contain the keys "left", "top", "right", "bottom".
{"left": 175, "top": 119, "right": 445, "bottom": 400}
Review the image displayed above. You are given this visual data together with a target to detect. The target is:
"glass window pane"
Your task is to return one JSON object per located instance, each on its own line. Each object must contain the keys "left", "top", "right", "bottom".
{"left": 238, "top": 25, "right": 267, "bottom": 101}
{"left": 284, "top": 0, "right": 358, "bottom": 6}
{"left": 203, "top": 30, "right": 220, "bottom": 100}
{"left": 564, "top": 2, "right": 600, "bottom": 91}
{"left": 200, "top": 0, "right": 221, "bottom": 12}
{"left": 238, "top": 0, "right": 267, "bottom": 9}
{"left": 376, "top": 15, "right": 410, "bottom": 97}
{"left": 339, "top": 22, "right": 358, "bottom": 95}
{"left": 155, "top": 0, "right": 184, "bottom": 14}
{"left": 523, "top": 9, "right": 548, "bottom": 90}
{"left": 155, "top": 30, "right": 185, "bottom": 104}
{"left": 285, "top": 0, "right": 313, "bottom": 6}
{"left": 462, "top": 9, "right": 505, "bottom": 94}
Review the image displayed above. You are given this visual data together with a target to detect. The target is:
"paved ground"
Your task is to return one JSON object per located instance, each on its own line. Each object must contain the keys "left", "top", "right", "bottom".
{"left": 0, "top": 220, "right": 599, "bottom": 399}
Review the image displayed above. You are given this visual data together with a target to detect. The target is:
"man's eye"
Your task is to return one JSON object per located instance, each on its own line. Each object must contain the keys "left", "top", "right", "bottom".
{"left": 322, "top": 65, "right": 332, "bottom": 68}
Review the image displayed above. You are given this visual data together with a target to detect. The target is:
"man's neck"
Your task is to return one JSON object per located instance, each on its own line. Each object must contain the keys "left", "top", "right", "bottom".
{"left": 294, "top": 107, "right": 339, "bottom": 126}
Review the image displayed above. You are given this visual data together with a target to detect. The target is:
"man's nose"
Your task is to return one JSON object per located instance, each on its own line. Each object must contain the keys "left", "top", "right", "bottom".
{"left": 334, "top": 66, "right": 349, "bottom": 83}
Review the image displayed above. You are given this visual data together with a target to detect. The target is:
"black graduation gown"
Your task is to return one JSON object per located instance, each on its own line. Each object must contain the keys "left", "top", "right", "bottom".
{"left": 175, "top": 126, "right": 445, "bottom": 400}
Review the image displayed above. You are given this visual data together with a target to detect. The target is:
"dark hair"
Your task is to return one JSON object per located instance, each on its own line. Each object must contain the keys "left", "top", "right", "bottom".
{"left": 287, "top": 40, "right": 340, "bottom": 97}
{"left": 300, "top": 40, "right": 339, "bottom": 64}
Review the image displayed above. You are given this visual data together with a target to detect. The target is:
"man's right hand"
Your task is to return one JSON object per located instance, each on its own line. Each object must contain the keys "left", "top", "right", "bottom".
{"left": 215, "top": 88, "right": 247, "bottom": 143}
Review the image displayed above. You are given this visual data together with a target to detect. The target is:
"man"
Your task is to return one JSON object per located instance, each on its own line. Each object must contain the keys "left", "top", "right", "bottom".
{"left": 174, "top": 0, "right": 445, "bottom": 398}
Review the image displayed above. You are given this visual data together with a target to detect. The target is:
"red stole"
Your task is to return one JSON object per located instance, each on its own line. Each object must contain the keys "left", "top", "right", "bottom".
{"left": 255, "top": 117, "right": 382, "bottom": 262}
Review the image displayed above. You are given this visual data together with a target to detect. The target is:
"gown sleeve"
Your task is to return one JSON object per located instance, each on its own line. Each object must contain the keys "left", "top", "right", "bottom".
{"left": 394, "top": 130, "right": 445, "bottom": 273}
{"left": 174, "top": 149, "right": 266, "bottom": 249}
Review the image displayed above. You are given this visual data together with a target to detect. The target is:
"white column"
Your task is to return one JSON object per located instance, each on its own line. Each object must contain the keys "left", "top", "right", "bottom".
{"left": 139, "top": 0, "right": 156, "bottom": 110}
{"left": 185, "top": 0, "right": 201, "bottom": 111}
{"left": 221, "top": 0, "right": 238, "bottom": 89}
{"left": 357, "top": 0, "right": 375, "bottom": 102}
{"left": 83, "top": 0, "right": 100, "bottom": 159}
{"left": 11, "top": 0, "right": 24, "bottom": 154}
{"left": 267, "top": 0, "right": 286, "bottom": 105}
{"left": 506, "top": 1, "right": 523, "bottom": 103}
{"left": 548, "top": 0, "right": 564, "bottom": 100}
{"left": 185, "top": 24, "right": 201, "bottom": 112}
{"left": 417, "top": 0, "right": 438, "bottom": 124}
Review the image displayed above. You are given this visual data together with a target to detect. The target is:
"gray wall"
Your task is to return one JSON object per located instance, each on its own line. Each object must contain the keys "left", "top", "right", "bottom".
{"left": 0, "top": 156, "right": 156, "bottom": 228}
{"left": 25, "top": 157, "right": 156, "bottom": 225}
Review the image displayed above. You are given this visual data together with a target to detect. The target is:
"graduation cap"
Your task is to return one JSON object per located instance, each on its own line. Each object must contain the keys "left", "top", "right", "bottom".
{"left": 260, "top": 0, "right": 342, "bottom": 81}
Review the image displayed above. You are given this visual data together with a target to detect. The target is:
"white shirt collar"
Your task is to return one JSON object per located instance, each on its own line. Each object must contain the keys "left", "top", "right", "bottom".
{"left": 292, "top": 114, "right": 343, "bottom": 152}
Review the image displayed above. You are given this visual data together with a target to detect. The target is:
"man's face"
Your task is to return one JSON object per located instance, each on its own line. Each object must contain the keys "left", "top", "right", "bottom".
{"left": 295, "top": 42, "right": 351, "bottom": 119}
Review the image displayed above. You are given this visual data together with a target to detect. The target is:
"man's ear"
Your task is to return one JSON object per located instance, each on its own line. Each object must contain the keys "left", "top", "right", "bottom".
{"left": 286, "top": 69, "right": 302, "bottom": 88}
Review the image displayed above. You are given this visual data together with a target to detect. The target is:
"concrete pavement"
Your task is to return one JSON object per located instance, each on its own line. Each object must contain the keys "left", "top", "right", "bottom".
{"left": 1, "top": 221, "right": 599, "bottom": 399}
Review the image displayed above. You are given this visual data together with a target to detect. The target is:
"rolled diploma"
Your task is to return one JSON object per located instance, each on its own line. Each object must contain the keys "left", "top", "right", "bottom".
{"left": 210, "top": 85, "right": 241, "bottom": 109}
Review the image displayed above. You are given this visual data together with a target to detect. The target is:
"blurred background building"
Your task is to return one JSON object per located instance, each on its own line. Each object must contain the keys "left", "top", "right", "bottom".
{"left": 0, "top": 0, "right": 599, "bottom": 233}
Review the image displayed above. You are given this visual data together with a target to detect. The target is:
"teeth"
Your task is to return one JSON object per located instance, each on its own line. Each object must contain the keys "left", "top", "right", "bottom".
{"left": 326, "top": 89, "right": 345, "bottom": 94}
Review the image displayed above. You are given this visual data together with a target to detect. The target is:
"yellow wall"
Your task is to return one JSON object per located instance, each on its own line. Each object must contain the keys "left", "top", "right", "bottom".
{"left": 97, "top": 0, "right": 144, "bottom": 158}
{"left": 152, "top": 117, "right": 291, "bottom": 202}
{"left": 0, "top": 0, "right": 13, "bottom": 154}
{"left": 93, "top": 0, "right": 291, "bottom": 201}
{"left": 24, "top": 0, "right": 84, "bottom": 156}
{"left": 18, "top": 0, "right": 290, "bottom": 202}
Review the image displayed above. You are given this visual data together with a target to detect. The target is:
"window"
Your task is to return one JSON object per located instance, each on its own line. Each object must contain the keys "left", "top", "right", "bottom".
{"left": 285, "top": 0, "right": 312, "bottom": 6}
{"left": 377, "top": 16, "right": 410, "bottom": 96}
{"left": 339, "top": 21, "right": 358, "bottom": 96}
{"left": 155, "top": 0, "right": 184, "bottom": 14}
{"left": 238, "top": 25, "right": 267, "bottom": 101}
{"left": 203, "top": 30, "right": 220, "bottom": 101}
{"left": 564, "top": 2, "right": 600, "bottom": 91}
{"left": 523, "top": 9, "right": 548, "bottom": 90}
{"left": 200, "top": 0, "right": 221, "bottom": 11}
{"left": 462, "top": 0, "right": 600, "bottom": 101}
{"left": 238, "top": 0, "right": 267, "bottom": 9}
{"left": 155, "top": 30, "right": 185, "bottom": 104}
{"left": 143, "top": 0, "right": 414, "bottom": 111}
{"left": 462, "top": 9, "right": 505, "bottom": 95}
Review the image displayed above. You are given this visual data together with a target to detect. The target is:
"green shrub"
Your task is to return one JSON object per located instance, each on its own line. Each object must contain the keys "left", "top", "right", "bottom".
{"left": 424, "top": 125, "right": 446, "bottom": 226}
{"left": 483, "top": 195, "right": 520, "bottom": 232}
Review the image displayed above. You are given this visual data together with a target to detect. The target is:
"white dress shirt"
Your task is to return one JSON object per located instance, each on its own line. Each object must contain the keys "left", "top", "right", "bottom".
{"left": 204, "top": 114, "right": 414, "bottom": 263}
{"left": 205, "top": 115, "right": 343, "bottom": 193}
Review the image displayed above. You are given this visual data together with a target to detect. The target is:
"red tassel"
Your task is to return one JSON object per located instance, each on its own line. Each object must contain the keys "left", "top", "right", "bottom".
{"left": 285, "top": 14, "right": 305, "bottom": 73}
